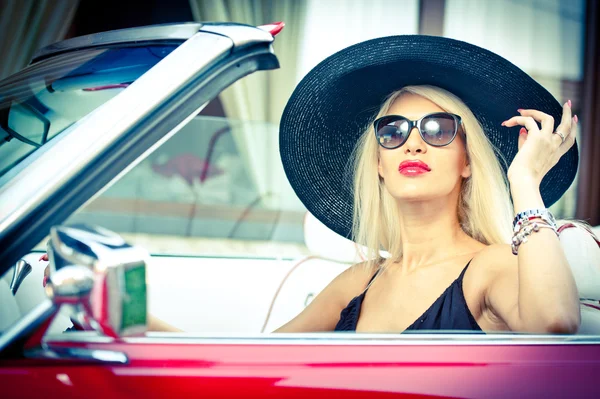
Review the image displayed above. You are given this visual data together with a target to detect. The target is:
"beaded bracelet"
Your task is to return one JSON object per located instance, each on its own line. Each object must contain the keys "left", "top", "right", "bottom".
{"left": 511, "top": 220, "right": 559, "bottom": 255}
{"left": 512, "top": 208, "right": 557, "bottom": 233}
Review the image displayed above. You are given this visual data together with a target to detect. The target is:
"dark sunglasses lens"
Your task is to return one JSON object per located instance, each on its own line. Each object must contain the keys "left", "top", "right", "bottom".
{"left": 420, "top": 114, "right": 457, "bottom": 145}
{"left": 376, "top": 117, "right": 409, "bottom": 148}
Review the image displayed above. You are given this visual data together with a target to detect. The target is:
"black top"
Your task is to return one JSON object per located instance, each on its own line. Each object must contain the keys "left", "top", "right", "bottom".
{"left": 334, "top": 261, "right": 483, "bottom": 333}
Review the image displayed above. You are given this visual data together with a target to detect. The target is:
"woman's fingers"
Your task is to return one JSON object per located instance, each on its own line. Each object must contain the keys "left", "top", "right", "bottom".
{"left": 565, "top": 115, "right": 578, "bottom": 149}
{"left": 517, "top": 127, "right": 528, "bottom": 150}
{"left": 555, "top": 102, "right": 574, "bottom": 148}
{"left": 516, "top": 109, "right": 556, "bottom": 134}
{"left": 505, "top": 102, "right": 574, "bottom": 148}
{"left": 558, "top": 101, "right": 573, "bottom": 129}
{"left": 501, "top": 115, "right": 541, "bottom": 133}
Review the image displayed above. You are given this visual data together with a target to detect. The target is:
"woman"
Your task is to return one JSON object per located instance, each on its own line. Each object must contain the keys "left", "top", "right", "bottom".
{"left": 275, "top": 35, "right": 584, "bottom": 334}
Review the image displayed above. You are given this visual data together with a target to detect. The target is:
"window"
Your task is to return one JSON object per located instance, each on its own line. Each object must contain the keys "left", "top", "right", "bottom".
{"left": 0, "top": 45, "right": 177, "bottom": 184}
{"left": 69, "top": 116, "right": 308, "bottom": 258}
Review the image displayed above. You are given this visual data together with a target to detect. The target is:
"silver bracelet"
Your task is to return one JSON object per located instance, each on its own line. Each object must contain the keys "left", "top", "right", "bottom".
{"left": 512, "top": 208, "right": 557, "bottom": 233}
{"left": 511, "top": 220, "right": 558, "bottom": 255}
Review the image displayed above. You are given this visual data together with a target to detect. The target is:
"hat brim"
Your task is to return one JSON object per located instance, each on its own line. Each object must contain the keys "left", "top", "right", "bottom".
{"left": 280, "top": 35, "right": 578, "bottom": 240}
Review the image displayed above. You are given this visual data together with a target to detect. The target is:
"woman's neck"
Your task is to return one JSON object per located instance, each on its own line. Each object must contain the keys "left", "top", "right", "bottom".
{"left": 393, "top": 196, "right": 480, "bottom": 274}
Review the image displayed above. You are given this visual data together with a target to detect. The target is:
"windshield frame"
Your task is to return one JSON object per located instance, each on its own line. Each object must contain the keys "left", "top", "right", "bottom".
{"left": 32, "top": 23, "right": 202, "bottom": 62}
{"left": 0, "top": 23, "right": 278, "bottom": 281}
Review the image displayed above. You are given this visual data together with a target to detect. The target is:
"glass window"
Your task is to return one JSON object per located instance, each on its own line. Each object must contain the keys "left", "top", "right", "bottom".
{"left": 0, "top": 45, "right": 178, "bottom": 185}
{"left": 67, "top": 116, "right": 308, "bottom": 259}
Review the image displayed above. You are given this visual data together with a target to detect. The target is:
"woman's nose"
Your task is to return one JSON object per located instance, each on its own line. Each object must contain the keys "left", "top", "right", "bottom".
{"left": 404, "top": 127, "right": 427, "bottom": 154}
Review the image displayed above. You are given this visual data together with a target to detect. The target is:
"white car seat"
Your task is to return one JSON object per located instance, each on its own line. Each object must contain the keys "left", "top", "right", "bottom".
{"left": 261, "top": 213, "right": 359, "bottom": 332}
{"left": 558, "top": 223, "right": 600, "bottom": 334}
{"left": 0, "top": 279, "right": 20, "bottom": 332}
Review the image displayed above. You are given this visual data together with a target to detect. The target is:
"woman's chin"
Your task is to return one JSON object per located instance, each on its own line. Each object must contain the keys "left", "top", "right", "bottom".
{"left": 387, "top": 186, "right": 450, "bottom": 202}
{"left": 389, "top": 191, "right": 432, "bottom": 202}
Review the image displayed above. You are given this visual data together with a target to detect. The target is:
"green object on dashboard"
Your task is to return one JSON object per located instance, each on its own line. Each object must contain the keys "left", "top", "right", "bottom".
{"left": 121, "top": 265, "right": 147, "bottom": 329}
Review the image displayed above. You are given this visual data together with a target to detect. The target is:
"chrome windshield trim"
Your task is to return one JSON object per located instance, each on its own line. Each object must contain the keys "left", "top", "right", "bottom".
{"left": 200, "top": 23, "right": 273, "bottom": 50}
{"left": 25, "top": 345, "right": 128, "bottom": 364}
{"left": 33, "top": 23, "right": 202, "bottom": 62}
{"left": 44, "top": 332, "right": 600, "bottom": 346}
{"left": 0, "top": 31, "right": 233, "bottom": 237}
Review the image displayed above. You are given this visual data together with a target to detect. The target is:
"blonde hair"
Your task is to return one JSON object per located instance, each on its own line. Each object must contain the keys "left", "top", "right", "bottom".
{"left": 351, "top": 85, "right": 514, "bottom": 267}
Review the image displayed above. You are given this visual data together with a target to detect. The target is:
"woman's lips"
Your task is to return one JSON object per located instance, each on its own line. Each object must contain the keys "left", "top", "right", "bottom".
{"left": 398, "top": 160, "right": 431, "bottom": 176}
{"left": 399, "top": 167, "right": 429, "bottom": 176}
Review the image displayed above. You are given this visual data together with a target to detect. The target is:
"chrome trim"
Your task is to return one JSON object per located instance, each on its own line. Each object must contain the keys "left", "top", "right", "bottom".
{"left": 0, "top": 31, "right": 234, "bottom": 237}
{"left": 44, "top": 332, "right": 600, "bottom": 346}
{"left": 26, "top": 345, "right": 128, "bottom": 364}
{"left": 0, "top": 300, "right": 56, "bottom": 352}
{"left": 47, "top": 225, "right": 150, "bottom": 337}
{"left": 9, "top": 259, "right": 32, "bottom": 295}
{"left": 45, "top": 266, "right": 95, "bottom": 298}
{"left": 33, "top": 23, "right": 202, "bottom": 61}
{"left": 200, "top": 23, "right": 273, "bottom": 50}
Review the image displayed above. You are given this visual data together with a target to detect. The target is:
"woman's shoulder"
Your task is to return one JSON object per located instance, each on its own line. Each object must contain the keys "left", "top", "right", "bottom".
{"left": 335, "top": 260, "right": 381, "bottom": 295}
{"left": 462, "top": 244, "right": 517, "bottom": 315}
{"left": 468, "top": 243, "right": 517, "bottom": 281}
{"left": 472, "top": 243, "right": 513, "bottom": 263}
{"left": 272, "top": 260, "right": 381, "bottom": 333}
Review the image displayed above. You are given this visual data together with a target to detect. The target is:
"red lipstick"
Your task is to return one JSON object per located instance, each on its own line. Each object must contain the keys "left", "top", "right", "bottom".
{"left": 398, "top": 160, "right": 431, "bottom": 176}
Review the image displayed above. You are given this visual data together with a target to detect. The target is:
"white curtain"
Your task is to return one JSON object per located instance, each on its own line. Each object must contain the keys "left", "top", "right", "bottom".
{"left": 189, "top": 0, "right": 307, "bottom": 208}
{"left": 0, "top": 0, "right": 80, "bottom": 80}
{"left": 297, "top": 0, "right": 420, "bottom": 80}
{"left": 444, "top": 0, "right": 586, "bottom": 218}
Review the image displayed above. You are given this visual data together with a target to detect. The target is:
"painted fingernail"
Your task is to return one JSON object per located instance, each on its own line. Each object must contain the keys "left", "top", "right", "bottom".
{"left": 519, "top": 127, "right": 527, "bottom": 135}
{"left": 568, "top": 99, "right": 572, "bottom": 108}
{"left": 517, "top": 109, "right": 523, "bottom": 112}
{"left": 574, "top": 114, "right": 578, "bottom": 123}
{"left": 501, "top": 122, "right": 506, "bottom": 126}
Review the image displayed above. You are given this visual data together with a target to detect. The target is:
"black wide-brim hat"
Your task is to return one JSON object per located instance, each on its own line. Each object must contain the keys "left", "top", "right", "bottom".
{"left": 280, "top": 35, "right": 579, "bottom": 240}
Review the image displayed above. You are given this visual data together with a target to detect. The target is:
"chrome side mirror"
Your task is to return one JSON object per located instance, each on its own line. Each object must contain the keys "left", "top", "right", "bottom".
{"left": 45, "top": 224, "right": 148, "bottom": 337}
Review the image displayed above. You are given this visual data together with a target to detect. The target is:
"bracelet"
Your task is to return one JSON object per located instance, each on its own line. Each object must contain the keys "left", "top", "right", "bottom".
{"left": 511, "top": 220, "right": 558, "bottom": 255}
{"left": 512, "top": 208, "right": 557, "bottom": 233}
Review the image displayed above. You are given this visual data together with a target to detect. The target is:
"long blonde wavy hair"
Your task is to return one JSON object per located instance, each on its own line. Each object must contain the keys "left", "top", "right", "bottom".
{"left": 351, "top": 85, "right": 514, "bottom": 267}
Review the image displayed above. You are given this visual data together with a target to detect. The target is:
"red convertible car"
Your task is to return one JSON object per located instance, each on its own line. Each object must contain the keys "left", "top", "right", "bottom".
{"left": 0, "top": 22, "right": 599, "bottom": 398}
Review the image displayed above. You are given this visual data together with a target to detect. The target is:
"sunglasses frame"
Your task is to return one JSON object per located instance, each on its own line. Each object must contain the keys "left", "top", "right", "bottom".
{"left": 373, "top": 112, "right": 463, "bottom": 149}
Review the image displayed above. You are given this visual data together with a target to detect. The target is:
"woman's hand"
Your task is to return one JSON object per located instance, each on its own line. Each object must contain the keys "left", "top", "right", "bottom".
{"left": 488, "top": 101, "right": 581, "bottom": 334}
{"left": 39, "top": 253, "right": 50, "bottom": 287}
{"left": 501, "top": 101, "right": 578, "bottom": 186}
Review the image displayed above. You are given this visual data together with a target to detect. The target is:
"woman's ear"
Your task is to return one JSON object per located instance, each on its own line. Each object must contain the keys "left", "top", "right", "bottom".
{"left": 461, "top": 162, "right": 471, "bottom": 179}
{"left": 378, "top": 157, "right": 384, "bottom": 178}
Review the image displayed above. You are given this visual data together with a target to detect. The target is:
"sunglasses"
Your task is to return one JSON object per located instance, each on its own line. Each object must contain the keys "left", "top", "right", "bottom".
{"left": 373, "top": 112, "right": 463, "bottom": 149}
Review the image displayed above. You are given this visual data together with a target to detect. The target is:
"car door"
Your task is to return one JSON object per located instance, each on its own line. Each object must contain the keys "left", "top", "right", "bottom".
{"left": 3, "top": 331, "right": 600, "bottom": 398}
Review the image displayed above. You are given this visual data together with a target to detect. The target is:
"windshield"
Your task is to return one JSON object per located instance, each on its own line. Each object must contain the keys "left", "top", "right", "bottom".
{"left": 0, "top": 44, "right": 178, "bottom": 185}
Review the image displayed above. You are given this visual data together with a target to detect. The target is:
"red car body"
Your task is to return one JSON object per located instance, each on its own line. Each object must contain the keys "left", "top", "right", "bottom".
{"left": 3, "top": 338, "right": 600, "bottom": 398}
